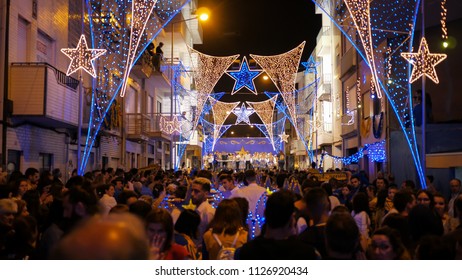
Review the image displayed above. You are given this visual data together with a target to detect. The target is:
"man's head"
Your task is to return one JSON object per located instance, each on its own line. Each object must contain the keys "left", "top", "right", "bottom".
{"left": 25, "top": 167, "right": 39, "bottom": 187}
{"left": 450, "top": 179, "right": 461, "bottom": 195}
{"left": 264, "top": 190, "right": 295, "bottom": 230}
{"left": 393, "top": 190, "right": 416, "bottom": 214}
{"left": 159, "top": 42, "right": 164, "bottom": 47}
{"left": 304, "top": 187, "right": 330, "bottom": 221}
{"left": 244, "top": 169, "right": 257, "bottom": 183}
{"left": 376, "top": 178, "right": 388, "bottom": 191}
{"left": 191, "top": 177, "right": 211, "bottom": 206}
{"left": 350, "top": 175, "right": 361, "bottom": 188}
{"left": 219, "top": 174, "right": 235, "bottom": 192}
{"left": 52, "top": 213, "right": 149, "bottom": 259}
{"left": 112, "top": 177, "right": 124, "bottom": 191}
{"left": 0, "top": 199, "right": 18, "bottom": 226}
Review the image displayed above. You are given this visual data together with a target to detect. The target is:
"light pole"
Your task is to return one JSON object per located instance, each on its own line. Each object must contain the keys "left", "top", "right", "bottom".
{"left": 168, "top": 10, "right": 209, "bottom": 169}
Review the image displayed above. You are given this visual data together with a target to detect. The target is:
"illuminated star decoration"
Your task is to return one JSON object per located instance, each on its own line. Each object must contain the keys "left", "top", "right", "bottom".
{"left": 279, "top": 132, "right": 289, "bottom": 143}
{"left": 226, "top": 57, "right": 262, "bottom": 95}
{"left": 159, "top": 115, "right": 184, "bottom": 134}
{"left": 233, "top": 103, "right": 254, "bottom": 125}
{"left": 301, "top": 55, "right": 320, "bottom": 74}
{"left": 61, "top": 34, "right": 106, "bottom": 77}
{"left": 401, "top": 37, "right": 447, "bottom": 84}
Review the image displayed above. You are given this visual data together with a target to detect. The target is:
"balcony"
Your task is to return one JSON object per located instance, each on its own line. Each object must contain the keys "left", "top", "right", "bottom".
{"left": 9, "top": 63, "right": 79, "bottom": 128}
{"left": 125, "top": 113, "right": 150, "bottom": 142}
{"left": 132, "top": 52, "right": 172, "bottom": 90}
{"left": 290, "top": 139, "right": 307, "bottom": 156}
{"left": 341, "top": 109, "right": 358, "bottom": 136}
{"left": 145, "top": 113, "right": 173, "bottom": 141}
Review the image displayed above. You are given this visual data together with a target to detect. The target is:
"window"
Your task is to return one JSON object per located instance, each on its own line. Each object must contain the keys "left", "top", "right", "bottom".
{"left": 39, "top": 153, "right": 53, "bottom": 172}
{"left": 37, "top": 30, "right": 55, "bottom": 64}
{"left": 147, "top": 96, "right": 153, "bottom": 114}
{"left": 17, "top": 17, "right": 30, "bottom": 62}
{"left": 157, "top": 101, "right": 162, "bottom": 113}
{"left": 148, "top": 144, "right": 155, "bottom": 154}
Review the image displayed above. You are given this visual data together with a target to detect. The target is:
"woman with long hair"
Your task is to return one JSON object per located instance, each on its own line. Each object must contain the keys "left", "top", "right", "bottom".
{"left": 367, "top": 226, "right": 411, "bottom": 260}
{"left": 202, "top": 199, "right": 248, "bottom": 259}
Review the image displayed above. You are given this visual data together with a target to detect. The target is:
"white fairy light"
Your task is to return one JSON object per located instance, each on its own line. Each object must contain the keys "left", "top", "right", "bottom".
{"left": 250, "top": 42, "right": 305, "bottom": 131}
{"left": 279, "top": 131, "right": 289, "bottom": 143}
{"left": 233, "top": 103, "right": 255, "bottom": 125}
{"left": 189, "top": 47, "right": 239, "bottom": 130}
{"left": 159, "top": 115, "right": 183, "bottom": 134}
{"left": 61, "top": 34, "right": 106, "bottom": 77}
{"left": 247, "top": 95, "right": 277, "bottom": 147}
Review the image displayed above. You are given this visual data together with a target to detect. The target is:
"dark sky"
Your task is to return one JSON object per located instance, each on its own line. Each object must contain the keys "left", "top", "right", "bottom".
{"left": 195, "top": 0, "right": 321, "bottom": 61}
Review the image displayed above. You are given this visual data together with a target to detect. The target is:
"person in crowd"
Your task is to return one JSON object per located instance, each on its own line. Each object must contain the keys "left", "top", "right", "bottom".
{"left": 146, "top": 209, "right": 189, "bottom": 260}
{"left": 381, "top": 190, "right": 416, "bottom": 227}
{"left": 385, "top": 185, "right": 398, "bottom": 213}
{"left": 448, "top": 179, "right": 461, "bottom": 218}
{"left": 190, "top": 177, "right": 215, "bottom": 243}
{"left": 239, "top": 170, "right": 266, "bottom": 216}
{"left": 4, "top": 216, "right": 39, "bottom": 259}
{"left": 11, "top": 178, "right": 28, "bottom": 201}
{"left": 25, "top": 168, "right": 39, "bottom": 190}
{"left": 444, "top": 194, "right": 462, "bottom": 259}
{"left": 61, "top": 187, "right": 99, "bottom": 234}
{"left": 375, "top": 177, "right": 388, "bottom": 192}
{"left": 416, "top": 190, "right": 434, "bottom": 209}
{"left": 299, "top": 187, "right": 330, "bottom": 258}
{"left": 415, "top": 235, "right": 455, "bottom": 260}
{"left": 202, "top": 199, "right": 247, "bottom": 259}
{"left": 367, "top": 226, "right": 411, "bottom": 260}
{"left": 408, "top": 204, "right": 444, "bottom": 253}
{"left": 174, "top": 209, "right": 201, "bottom": 260}
{"left": 98, "top": 184, "right": 117, "bottom": 216}
{"left": 237, "top": 191, "right": 318, "bottom": 260}
{"left": 325, "top": 211, "right": 365, "bottom": 259}
{"left": 0, "top": 198, "right": 17, "bottom": 255}
{"left": 434, "top": 193, "right": 458, "bottom": 233}
{"left": 219, "top": 173, "right": 242, "bottom": 199}
{"left": 52, "top": 213, "right": 150, "bottom": 259}
{"left": 351, "top": 192, "right": 371, "bottom": 249}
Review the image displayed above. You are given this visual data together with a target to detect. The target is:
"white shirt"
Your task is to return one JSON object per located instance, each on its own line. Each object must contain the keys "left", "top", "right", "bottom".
{"left": 239, "top": 183, "right": 266, "bottom": 216}
{"left": 196, "top": 200, "right": 216, "bottom": 239}
{"left": 99, "top": 194, "right": 117, "bottom": 216}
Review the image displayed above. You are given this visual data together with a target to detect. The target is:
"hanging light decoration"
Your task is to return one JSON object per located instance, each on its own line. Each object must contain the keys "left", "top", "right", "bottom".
{"left": 61, "top": 34, "right": 106, "bottom": 77}
{"left": 247, "top": 95, "right": 277, "bottom": 148}
{"left": 226, "top": 56, "right": 262, "bottom": 95}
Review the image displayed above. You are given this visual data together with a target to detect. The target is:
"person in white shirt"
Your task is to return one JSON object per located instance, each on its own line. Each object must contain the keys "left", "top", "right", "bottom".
{"left": 219, "top": 173, "right": 242, "bottom": 199}
{"left": 99, "top": 184, "right": 117, "bottom": 216}
{"left": 191, "top": 177, "right": 215, "bottom": 243}
{"left": 239, "top": 170, "right": 266, "bottom": 216}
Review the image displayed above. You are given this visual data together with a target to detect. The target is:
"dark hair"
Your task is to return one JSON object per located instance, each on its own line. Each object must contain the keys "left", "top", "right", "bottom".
{"left": 192, "top": 177, "right": 211, "bottom": 193}
{"left": 146, "top": 209, "right": 174, "bottom": 252}
{"left": 25, "top": 168, "right": 39, "bottom": 179}
{"left": 196, "top": 170, "right": 212, "bottom": 180}
{"left": 326, "top": 212, "right": 360, "bottom": 257}
{"left": 352, "top": 192, "right": 370, "bottom": 215}
{"left": 416, "top": 190, "right": 435, "bottom": 209}
{"left": 129, "top": 200, "right": 152, "bottom": 220}
{"left": 304, "top": 187, "right": 330, "bottom": 218}
{"left": 174, "top": 210, "right": 201, "bottom": 239}
{"left": 393, "top": 190, "right": 414, "bottom": 213}
{"left": 208, "top": 199, "right": 243, "bottom": 235}
{"left": 117, "top": 190, "right": 138, "bottom": 205}
{"left": 264, "top": 190, "right": 294, "bottom": 229}
{"left": 232, "top": 197, "right": 249, "bottom": 231}
{"left": 219, "top": 174, "right": 233, "bottom": 182}
{"left": 416, "top": 235, "right": 455, "bottom": 260}
{"left": 244, "top": 169, "right": 257, "bottom": 182}
{"left": 371, "top": 226, "right": 408, "bottom": 260}
{"left": 408, "top": 204, "right": 444, "bottom": 242}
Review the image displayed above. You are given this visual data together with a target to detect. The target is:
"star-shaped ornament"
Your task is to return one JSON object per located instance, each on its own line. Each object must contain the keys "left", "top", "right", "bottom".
{"left": 61, "top": 35, "right": 106, "bottom": 77}
{"left": 279, "top": 132, "right": 289, "bottom": 143}
{"left": 237, "top": 146, "right": 247, "bottom": 157}
{"left": 401, "top": 37, "right": 447, "bottom": 84}
{"left": 160, "top": 116, "right": 184, "bottom": 134}
{"left": 301, "top": 55, "right": 320, "bottom": 75}
{"left": 226, "top": 57, "right": 262, "bottom": 95}
{"left": 233, "top": 103, "right": 254, "bottom": 124}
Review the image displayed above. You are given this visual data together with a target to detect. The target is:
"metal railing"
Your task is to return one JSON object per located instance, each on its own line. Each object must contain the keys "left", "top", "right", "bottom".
{"left": 11, "top": 62, "right": 79, "bottom": 90}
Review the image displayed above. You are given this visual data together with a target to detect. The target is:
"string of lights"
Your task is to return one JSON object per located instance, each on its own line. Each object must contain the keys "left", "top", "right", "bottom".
{"left": 226, "top": 56, "right": 262, "bottom": 95}
{"left": 247, "top": 95, "right": 277, "bottom": 148}
{"left": 441, "top": 0, "right": 448, "bottom": 43}
{"left": 322, "top": 140, "right": 386, "bottom": 165}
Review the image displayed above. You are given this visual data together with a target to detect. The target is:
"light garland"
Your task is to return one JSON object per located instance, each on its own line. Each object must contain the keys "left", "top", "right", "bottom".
{"left": 343, "top": 0, "right": 383, "bottom": 99}
{"left": 401, "top": 37, "right": 447, "bottom": 84}
{"left": 61, "top": 34, "right": 106, "bottom": 77}
{"left": 189, "top": 47, "right": 239, "bottom": 130}
{"left": 233, "top": 103, "right": 254, "bottom": 125}
{"left": 247, "top": 95, "right": 277, "bottom": 148}
{"left": 120, "top": 0, "right": 158, "bottom": 97}
{"left": 226, "top": 56, "right": 262, "bottom": 95}
{"left": 323, "top": 140, "right": 386, "bottom": 165}
{"left": 356, "top": 78, "right": 362, "bottom": 109}
{"left": 210, "top": 97, "right": 240, "bottom": 147}
{"left": 250, "top": 42, "right": 305, "bottom": 132}
{"left": 441, "top": 0, "right": 448, "bottom": 42}
{"left": 345, "top": 86, "right": 350, "bottom": 114}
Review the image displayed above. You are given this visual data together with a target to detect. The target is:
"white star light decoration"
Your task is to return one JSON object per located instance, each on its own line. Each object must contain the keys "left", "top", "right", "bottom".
{"left": 401, "top": 37, "right": 447, "bottom": 84}
{"left": 279, "top": 132, "right": 289, "bottom": 143}
{"left": 61, "top": 35, "right": 106, "bottom": 77}
{"left": 159, "top": 115, "right": 183, "bottom": 134}
{"left": 226, "top": 57, "right": 262, "bottom": 95}
{"left": 301, "top": 55, "right": 320, "bottom": 75}
{"left": 233, "top": 103, "right": 254, "bottom": 124}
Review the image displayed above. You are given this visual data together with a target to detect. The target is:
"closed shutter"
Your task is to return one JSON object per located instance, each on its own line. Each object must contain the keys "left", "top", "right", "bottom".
{"left": 37, "top": 30, "right": 54, "bottom": 64}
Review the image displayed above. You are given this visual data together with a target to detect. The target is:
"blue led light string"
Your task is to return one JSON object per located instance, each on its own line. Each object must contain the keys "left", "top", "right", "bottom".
{"left": 311, "top": 0, "right": 425, "bottom": 186}
{"left": 80, "top": 0, "right": 191, "bottom": 173}
{"left": 323, "top": 140, "right": 387, "bottom": 165}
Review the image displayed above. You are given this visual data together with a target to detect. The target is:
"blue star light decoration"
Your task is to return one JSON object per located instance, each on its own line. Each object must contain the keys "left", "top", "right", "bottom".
{"left": 233, "top": 103, "right": 255, "bottom": 125}
{"left": 226, "top": 57, "right": 262, "bottom": 95}
{"left": 61, "top": 34, "right": 106, "bottom": 77}
{"left": 301, "top": 55, "right": 320, "bottom": 75}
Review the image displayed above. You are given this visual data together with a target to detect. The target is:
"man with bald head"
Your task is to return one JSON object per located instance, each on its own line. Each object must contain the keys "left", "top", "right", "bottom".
{"left": 51, "top": 213, "right": 150, "bottom": 259}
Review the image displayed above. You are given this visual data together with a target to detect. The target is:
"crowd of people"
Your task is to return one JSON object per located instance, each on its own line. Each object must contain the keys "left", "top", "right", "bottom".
{"left": 0, "top": 165, "right": 461, "bottom": 260}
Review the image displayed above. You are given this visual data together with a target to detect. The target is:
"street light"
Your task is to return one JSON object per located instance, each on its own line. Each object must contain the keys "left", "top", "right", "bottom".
{"left": 169, "top": 9, "right": 209, "bottom": 169}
